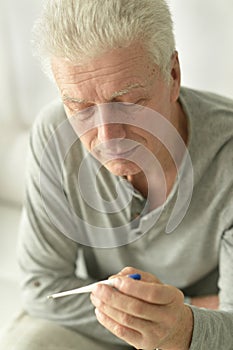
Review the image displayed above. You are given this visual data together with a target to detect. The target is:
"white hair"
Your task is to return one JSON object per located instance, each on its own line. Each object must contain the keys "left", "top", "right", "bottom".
{"left": 33, "top": 0, "right": 175, "bottom": 80}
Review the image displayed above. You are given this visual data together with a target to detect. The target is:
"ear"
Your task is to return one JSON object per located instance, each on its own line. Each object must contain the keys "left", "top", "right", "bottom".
{"left": 170, "top": 51, "right": 181, "bottom": 102}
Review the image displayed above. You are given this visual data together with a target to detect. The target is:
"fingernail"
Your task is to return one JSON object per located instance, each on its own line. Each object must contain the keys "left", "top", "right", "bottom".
{"left": 95, "top": 308, "right": 102, "bottom": 320}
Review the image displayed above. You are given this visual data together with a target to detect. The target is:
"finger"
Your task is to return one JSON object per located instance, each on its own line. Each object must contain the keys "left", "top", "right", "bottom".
{"left": 91, "top": 286, "right": 158, "bottom": 321}
{"left": 94, "top": 308, "right": 142, "bottom": 348}
{"left": 108, "top": 267, "right": 139, "bottom": 280}
{"left": 92, "top": 295, "right": 153, "bottom": 333}
{"left": 113, "top": 277, "right": 183, "bottom": 305}
{"left": 116, "top": 266, "right": 162, "bottom": 283}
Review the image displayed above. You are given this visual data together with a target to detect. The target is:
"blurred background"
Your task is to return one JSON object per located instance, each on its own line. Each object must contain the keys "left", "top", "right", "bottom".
{"left": 0, "top": 0, "right": 232, "bottom": 333}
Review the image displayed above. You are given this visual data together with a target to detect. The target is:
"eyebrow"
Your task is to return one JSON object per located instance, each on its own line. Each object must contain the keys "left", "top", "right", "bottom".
{"left": 62, "top": 83, "right": 145, "bottom": 105}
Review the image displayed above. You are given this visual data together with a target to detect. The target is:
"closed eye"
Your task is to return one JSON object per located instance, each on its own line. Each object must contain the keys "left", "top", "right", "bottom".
{"left": 117, "top": 99, "right": 147, "bottom": 112}
{"left": 74, "top": 105, "right": 95, "bottom": 120}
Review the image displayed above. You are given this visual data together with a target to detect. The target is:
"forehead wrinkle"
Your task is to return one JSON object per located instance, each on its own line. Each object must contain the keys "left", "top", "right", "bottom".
{"left": 62, "top": 82, "right": 147, "bottom": 105}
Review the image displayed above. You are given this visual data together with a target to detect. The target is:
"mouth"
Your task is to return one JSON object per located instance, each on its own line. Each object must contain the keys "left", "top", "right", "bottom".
{"left": 102, "top": 145, "right": 140, "bottom": 160}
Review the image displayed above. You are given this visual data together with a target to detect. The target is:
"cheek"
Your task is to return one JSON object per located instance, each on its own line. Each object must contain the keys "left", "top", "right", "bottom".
{"left": 128, "top": 127, "right": 160, "bottom": 154}
{"left": 80, "top": 130, "right": 96, "bottom": 151}
{"left": 65, "top": 107, "right": 97, "bottom": 151}
{"left": 129, "top": 125, "right": 155, "bottom": 142}
{"left": 148, "top": 96, "right": 170, "bottom": 117}
{"left": 147, "top": 81, "right": 172, "bottom": 116}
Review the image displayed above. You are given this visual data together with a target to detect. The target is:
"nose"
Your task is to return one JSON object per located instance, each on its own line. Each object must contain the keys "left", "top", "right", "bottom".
{"left": 97, "top": 123, "right": 126, "bottom": 142}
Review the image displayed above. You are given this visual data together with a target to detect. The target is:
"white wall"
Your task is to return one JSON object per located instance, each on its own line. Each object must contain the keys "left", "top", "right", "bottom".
{"left": 0, "top": 1, "right": 232, "bottom": 126}
{"left": 0, "top": 1, "right": 58, "bottom": 125}
{"left": 169, "top": 0, "right": 233, "bottom": 98}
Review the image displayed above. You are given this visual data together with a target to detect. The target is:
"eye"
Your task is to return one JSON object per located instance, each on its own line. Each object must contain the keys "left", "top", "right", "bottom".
{"left": 74, "top": 106, "right": 95, "bottom": 121}
{"left": 118, "top": 100, "right": 146, "bottom": 112}
{"left": 130, "top": 99, "right": 147, "bottom": 107}
{"left": 135, "top": 98, "right": 147, "bottom": 106}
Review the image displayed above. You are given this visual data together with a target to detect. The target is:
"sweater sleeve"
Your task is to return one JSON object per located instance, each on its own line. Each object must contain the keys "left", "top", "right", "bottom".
{"left": 189, "top": 306, "right": 233, "bottom": 349}
{"left": 189, "top": 227, "right": 233, "bottom": 349}
{"left": 17, "top": 106, "right": 125, "bottom": 345}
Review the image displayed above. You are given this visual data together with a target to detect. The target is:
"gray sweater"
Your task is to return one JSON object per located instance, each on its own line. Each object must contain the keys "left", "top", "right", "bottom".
{"left": 18, "top": 87, "right": 233, "bottom": 349}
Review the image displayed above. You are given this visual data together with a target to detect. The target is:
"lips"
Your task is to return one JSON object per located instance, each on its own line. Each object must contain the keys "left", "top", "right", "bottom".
{"left": 102, "top": 145, "right": 140, "bottom": 159}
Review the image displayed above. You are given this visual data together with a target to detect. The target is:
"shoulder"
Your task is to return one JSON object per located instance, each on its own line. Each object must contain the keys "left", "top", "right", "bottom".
{"left": 180, "top": 87, "right": 233, "bottom": 151}
{"left": 29, "top": 100, "right": 86, "bottom": 166}
{"left": 180, "top": 88, "right": 233, "bottom": 195}
{"left": 32, "top": 99, "right": 67, "bottom": 140}
{"left": 180, "top": 87, "right": 233, "bottom": 133}
{"left": 180, "top": 87, "right": 233, "bottom": 113}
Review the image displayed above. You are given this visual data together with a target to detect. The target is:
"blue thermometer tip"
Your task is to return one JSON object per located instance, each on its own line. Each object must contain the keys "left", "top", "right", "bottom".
{"left": 128, "top": 273, "right": 141, "bottom": 280}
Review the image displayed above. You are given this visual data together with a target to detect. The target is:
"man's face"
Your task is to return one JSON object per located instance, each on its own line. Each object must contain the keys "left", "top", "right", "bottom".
{"left": 52, "top": 43, "right": 180, "bottom": 177}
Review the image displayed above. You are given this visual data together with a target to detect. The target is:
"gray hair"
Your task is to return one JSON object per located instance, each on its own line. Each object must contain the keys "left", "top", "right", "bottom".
{"left": 33, "top": 0, "right": 175, "bottom": 80}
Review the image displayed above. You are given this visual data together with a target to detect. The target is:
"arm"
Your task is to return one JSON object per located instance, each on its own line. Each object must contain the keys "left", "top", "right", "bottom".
{"left": 190, "top": 295, "right": 219, "bottom": 309}
{"left": 189, "top": 226, "right": 233, "bottom": 349}
{"left": 17, "top": 108, "right": 124, "bottom": 345}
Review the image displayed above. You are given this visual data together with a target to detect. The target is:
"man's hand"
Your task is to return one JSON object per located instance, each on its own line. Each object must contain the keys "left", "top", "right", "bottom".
{"left": 90, "top": 267, "right": 193, "bottom": 350}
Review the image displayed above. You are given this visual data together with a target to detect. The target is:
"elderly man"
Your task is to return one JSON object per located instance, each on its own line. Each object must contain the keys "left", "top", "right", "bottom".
{"left": 1, "top": 0, "right": 233, "bottom": 349}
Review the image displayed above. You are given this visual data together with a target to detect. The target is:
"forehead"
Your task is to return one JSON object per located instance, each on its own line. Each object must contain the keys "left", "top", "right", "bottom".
{"left": 52, "top": 43, "right": 158, "bottom": 100}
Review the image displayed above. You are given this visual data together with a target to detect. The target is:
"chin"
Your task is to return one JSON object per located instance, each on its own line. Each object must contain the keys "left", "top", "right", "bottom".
{"left": 104, "top": 159, "right": 141, "bottom": 177}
